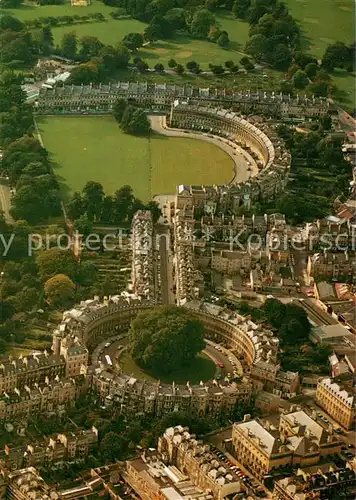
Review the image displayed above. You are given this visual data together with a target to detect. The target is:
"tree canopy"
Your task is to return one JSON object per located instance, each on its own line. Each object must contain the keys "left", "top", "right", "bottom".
{"left": 44, "top": 273, "right": 75, "bottom": 306}
{"left": 263, "top": 298, "right": 311, "bottom": 345}
{"left": 129, "top": 306, "right": 206, "bottom": 375}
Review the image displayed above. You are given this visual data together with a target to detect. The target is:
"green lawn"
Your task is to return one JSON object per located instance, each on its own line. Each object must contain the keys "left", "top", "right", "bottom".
{"left": 37, "top": 116, "right": 234, "bottom": 202}
{"left": 286, "top": 0, "right": 355, "bottom": 108}
{"left": 52, "top": 18, "right": 147, "bottom": 47}
{"left": 120, "top": 351, "right": 216, "bottom": 384}
{"left": 286, "top": 0, "right": 354, "bottom": 58}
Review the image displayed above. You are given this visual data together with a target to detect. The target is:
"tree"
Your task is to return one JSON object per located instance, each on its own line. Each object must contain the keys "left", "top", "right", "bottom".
{"left": 168, "top": 58, "right": 177, "bottom": 68}
{"left": 113, "top": 43, "right": 130, "bottom": 67}
{"left": 0, "top": 15, "right": 24, "bottom": 32}
{"left": 79, "top": 36, "right": 103, "bottom": 61}
{"left": 293, "top": 69, "right": 309, "bottom": 89}
{"left": 74, "top": 214, "right": 93, "bottom": 238}
{"left": 293, "top": 52, "right": 317, "bottom": 69}
{"left": 121, "top": 107, "right": 150, "bottom": 134}
{"left": 36, "top": 248, "right": 78, "bottom": 282}
{"left": 210, "top": 64, "right": 224, "bottom": 75}
{"left": 122, "top": 32, "right": 144, "bottom": 51}
{"left": 225, "top": 60, "right": 235, "bottom": 69}
{"left": 304, "top": 62, "right": 319, "bottom": 80}
{"left": 44, "top": 274, "right": 75, "bottom": 306}
{"left": 270, "top": 44, "right": 292, "bottom": 70}
{"left": 217, "top": 31, "right": 229, "bottom": 48}
{"left": 99, "top": 432, "right": 128, "bottom": 461}
{"left": 136, "top": 59, "right": 149, "bottom": 72}
{"left": 1, "top": 0, "right": 23, "bottom": 7}
{"left": 154, "top": 62, "right": 164, "bottom": 72}
{"left": 145, "top": 200, "right": 161, "bottom": 223}
{"left": 40, "top": 25, "right": 54, "bottom": 54}
{"left": 67, "top": 191, "right": 85, "bottom": 220}
{"left": 113, "top": 98, "right": 128, "bottom": 122}
{"left": 190, "top": 8, "right": 215, "bottom": 39}
{"left": 186, "top": 60, "right": 200, "bottom": 73}
{"left": 144, "top": 23, "right": 162, "bottom": 42}
{"left": 83, "top": 181, "right": 104, "bottom": 221}
{"left": 68, "top": 62, "right": 100, "bottom": 85}
{"left": 175, "top": 63, "right": 184, "bottom": 74}
{"left": 232, "top": 0, "right": 250, "bottom": 19}
{"left": 322, "top": 41, "right": 352, "bottom": 72}
{"left": 61, "top": 31, "right": 77, "bottom": 59}
{"left": 130, "top": 306, "right": 206, "bottom": 375}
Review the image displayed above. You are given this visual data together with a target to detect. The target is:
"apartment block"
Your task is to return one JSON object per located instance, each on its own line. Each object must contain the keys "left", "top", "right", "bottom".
{"left": 131, "top": 210, "right": 157, "bottom": 302}
{"left": 316, "top": 377, "right": 356, "bottom": 430}
{"left": 158, "top": 426, "right": 245, "bottom": 499}
{"left": 0, "top": 378, "right": 77, "bottom": 422}
{"left": 232, "top": 411, "right": 341, "bottom": 480}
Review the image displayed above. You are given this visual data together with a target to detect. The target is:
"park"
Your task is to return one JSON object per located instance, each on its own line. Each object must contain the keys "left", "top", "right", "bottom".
{"left": 37, "top": 115, "right": 235, "bottom": 201}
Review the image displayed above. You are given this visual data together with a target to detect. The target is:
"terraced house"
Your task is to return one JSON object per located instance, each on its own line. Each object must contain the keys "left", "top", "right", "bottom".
{"left": 35, "top": 82, "right": 329, "bottom": 118}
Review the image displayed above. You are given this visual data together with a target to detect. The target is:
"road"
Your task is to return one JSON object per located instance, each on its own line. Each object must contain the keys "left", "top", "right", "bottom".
{"left": 149, "top": 115, "right": 258, "bottom": 184}
{"left": 95, "top": 336, "right": 240, "bottom": 380}
{"left": 0, "top": 183, "right": 14, "bottom": 224}
{"left": 156, "top": 224, "right": 175, "bottom": 305}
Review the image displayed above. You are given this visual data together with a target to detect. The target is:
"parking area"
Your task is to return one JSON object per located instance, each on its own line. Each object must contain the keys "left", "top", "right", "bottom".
{"left": 206, "top": 439, "right": 271, "bottom": 498}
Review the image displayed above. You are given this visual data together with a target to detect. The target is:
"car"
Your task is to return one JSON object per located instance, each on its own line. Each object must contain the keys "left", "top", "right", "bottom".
{"left": 348, "top": 443, "right": 355, "bottom": 448}
{"left": 217, "top": 362, "right": 224, "bottom": 368}
{"left": 104, "top": 342, "right": 111, "bottom": 348}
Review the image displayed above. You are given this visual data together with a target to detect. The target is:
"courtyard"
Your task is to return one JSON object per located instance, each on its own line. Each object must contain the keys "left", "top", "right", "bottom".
{"left": 37, "top": 115, "right": 235, "bottom": 201}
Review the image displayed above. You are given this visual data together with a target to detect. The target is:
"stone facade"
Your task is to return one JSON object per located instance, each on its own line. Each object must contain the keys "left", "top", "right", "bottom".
{"left": 316, "top": 377, "right": 356, "bottom": 430}
{"left": 35, "top": 82, "right": 329, "bottom": 118}
{"left": 232, "top": 411, "right": 342, "bottom": 480}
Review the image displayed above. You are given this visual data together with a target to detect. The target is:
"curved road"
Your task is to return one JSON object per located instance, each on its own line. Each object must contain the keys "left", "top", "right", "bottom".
{"left": 95, "top": 336, "right": 242, "bottom": 381}
{"left": 149, "top": 115, "right": 258, "bottom": 184}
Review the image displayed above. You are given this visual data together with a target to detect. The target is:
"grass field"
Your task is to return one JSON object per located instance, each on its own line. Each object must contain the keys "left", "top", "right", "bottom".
{"left": 120, "top": 351, "right": 216, "bottom": 384}
{"left": 49, "top": 12, "right": 249, "bottom": 67}
{"left": 37, "top": 116, "right": 234, "bottom": 201}
{"left": 286, "top": 0, "right": 354, "bottom": 58}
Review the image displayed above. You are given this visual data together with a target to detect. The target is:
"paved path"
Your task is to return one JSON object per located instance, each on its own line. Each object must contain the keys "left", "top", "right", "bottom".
{"left": 0, "top": 183, "right": 14, "bottom": 224}
{"left": 149, "top": 115, "right": 258, "bottom": 184}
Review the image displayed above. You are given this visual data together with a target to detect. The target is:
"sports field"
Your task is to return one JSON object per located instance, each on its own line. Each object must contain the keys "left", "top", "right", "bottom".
{"left": 37, "top": 116, "right": 234, "bottom": 201}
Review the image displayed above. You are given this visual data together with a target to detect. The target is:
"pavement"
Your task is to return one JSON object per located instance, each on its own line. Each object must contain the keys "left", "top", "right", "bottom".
{"left": 0, "top": 183, "right": 14, "bottom": 224}
{"left": 149, "top": 115, "right": 258, "bottom": 184}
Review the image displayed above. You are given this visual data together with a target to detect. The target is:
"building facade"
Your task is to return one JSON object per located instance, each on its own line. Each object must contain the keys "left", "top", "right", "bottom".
{"left": 35, "top": 82, "right": 329, "bottom": 118}
{"left": 316, "top": 377, "right": 356, "bottom": 430}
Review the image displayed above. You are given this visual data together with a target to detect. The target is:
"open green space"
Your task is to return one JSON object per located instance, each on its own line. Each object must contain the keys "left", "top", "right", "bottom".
{"left": 37, "top": 116, "right": 234, "bottom": 202}
{"left": 120, "top": 351, "right": 216, "bottom": 384}
{"left": 286, "top": 0, "right": 354, "bottom": 58}
{"left": 286, "top": 0, "right": 355, "bottom": 107}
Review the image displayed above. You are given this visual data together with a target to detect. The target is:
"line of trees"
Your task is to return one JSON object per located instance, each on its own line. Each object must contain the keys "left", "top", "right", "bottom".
{"left": 67, "top": 181, "right": 161, "bottom": 226}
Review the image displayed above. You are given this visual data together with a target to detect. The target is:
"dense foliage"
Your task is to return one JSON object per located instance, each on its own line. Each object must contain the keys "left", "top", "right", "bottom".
{"left": 67, "top": 181, "right": 161, "bottom": 225}
{"left": 129, "top": 306, "right": 206, "bottom": 375}
{"left": 113, "top": 99, "right": 150, "bottom": 134}
{"left": 276, "top": 122, "right": 352, "bottom": 224}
